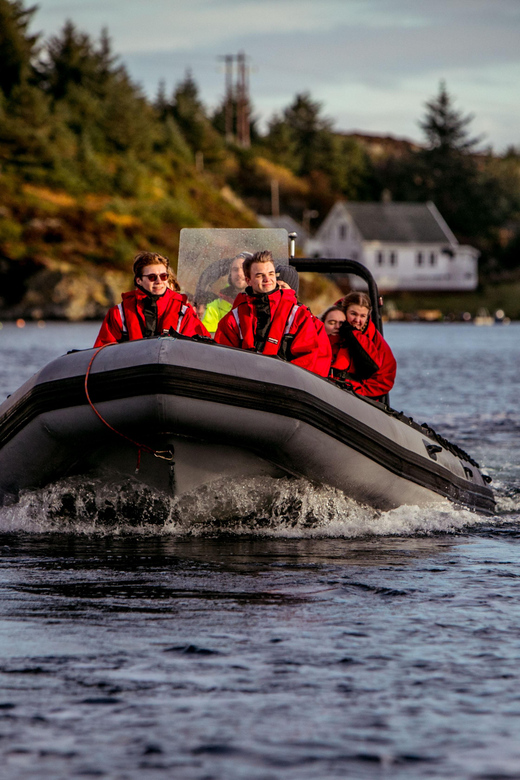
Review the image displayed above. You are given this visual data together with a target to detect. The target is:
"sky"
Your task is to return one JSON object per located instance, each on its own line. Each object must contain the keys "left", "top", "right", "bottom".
{"left": 28, "top": 0, "right": 520, "bottom": 152}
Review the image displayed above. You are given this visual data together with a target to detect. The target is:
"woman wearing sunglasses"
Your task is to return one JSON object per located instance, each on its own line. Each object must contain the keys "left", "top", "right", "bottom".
{"left": 94, "top": 252, "right": 209, "bottom": 346}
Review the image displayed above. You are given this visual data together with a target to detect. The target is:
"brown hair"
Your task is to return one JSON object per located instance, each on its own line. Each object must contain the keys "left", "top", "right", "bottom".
{"left": 243, "top": 250, "right": 274, "bottom": 280}
{"left": 320, "top": 305, "right": 345, "bottom": 323}
{"left": 340, "top": 291, "right": 372, "bottom": 314}
{"left": 133, "top": 251, "right": 180, "bottom": 291}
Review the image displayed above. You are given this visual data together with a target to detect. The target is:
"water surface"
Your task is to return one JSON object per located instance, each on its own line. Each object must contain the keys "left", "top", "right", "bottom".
{"left": 0, "top": 322, "right": 519, "bottom": 779}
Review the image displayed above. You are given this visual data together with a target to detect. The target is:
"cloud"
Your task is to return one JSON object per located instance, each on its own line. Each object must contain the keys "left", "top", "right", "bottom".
{"left": 33, "top": 0, "right": 358, "bottom": 51}
{"left": 31, "top": 0, "right": 520, "bottom": 150}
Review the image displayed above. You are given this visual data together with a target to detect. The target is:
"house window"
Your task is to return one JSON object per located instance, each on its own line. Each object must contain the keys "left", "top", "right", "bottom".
{"left": 339, "top": 223, "right": 348, "bottom": 241}
{"left": 376, "top": 251, "right": 384, "bottom": 265}
{"left": 390, "top": 251, "right": 397, "bottom": 266}
{"left": 430, "top": 252, "right": 436, "bottom": 265}
{"left": 416, "top": 252, "right": 423, "bottom": 266}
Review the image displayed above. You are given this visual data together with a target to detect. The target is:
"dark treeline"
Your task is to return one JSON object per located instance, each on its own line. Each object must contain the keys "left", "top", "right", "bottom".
{"left": 1, "top": 0, "right": 520, "bottom": 280}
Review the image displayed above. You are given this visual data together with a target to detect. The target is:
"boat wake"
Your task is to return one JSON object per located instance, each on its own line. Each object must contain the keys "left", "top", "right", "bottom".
{"left": 0, "top": 474, "right": 512, "bottom": 537}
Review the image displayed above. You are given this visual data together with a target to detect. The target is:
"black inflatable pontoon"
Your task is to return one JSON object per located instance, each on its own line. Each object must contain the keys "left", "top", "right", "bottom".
{"left": 0, "top": 332, "right": 494, "bottom": 514}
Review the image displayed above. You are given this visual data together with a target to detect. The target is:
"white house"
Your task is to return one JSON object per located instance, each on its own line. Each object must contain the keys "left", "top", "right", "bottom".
{"left": 304, "top": 201, "right": 479, "bottom": 291}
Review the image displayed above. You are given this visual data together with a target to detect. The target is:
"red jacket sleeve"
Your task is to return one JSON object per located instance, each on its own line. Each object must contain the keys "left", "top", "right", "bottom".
{"left": 94, "top": 307, "right": 123, "bottom": 347}
{"left": 287, "top": 309, "right": 327, "bottom": 375}
{"left": 178, "top": 306, "right": 211, "bottom": 338}
{"left": 214, "top": 310, "right": 240, "bottom": 347}
{"left": 311, "top": 317, "right": 333, "bottom": 377}
{"left": 349, "top": 332, "right": 396, "bottom": 397}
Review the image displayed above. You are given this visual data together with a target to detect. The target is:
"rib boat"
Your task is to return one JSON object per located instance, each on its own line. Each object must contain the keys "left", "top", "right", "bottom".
{"left": 0, "top": 229, "right": 494, "bottom": 515}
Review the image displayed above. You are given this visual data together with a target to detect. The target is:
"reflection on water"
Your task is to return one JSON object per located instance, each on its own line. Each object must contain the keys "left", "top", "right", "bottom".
{"left": 0, "top": 531, "right": 462, "bottom": 572}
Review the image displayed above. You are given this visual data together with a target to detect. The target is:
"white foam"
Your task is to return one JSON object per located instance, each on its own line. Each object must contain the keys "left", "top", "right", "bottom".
{"left": 0, "top": 474, "right": 507, "bottom": 537}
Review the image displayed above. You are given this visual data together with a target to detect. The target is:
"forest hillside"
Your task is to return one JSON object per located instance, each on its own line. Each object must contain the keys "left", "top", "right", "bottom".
{"left": 1, "top": 0, "right": 520, "bottom": 320}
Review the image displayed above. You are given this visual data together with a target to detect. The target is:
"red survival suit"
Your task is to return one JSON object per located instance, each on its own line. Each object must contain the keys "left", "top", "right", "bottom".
{"left": 94, "top": 287, "right": 209, "bottom": 347}
{"left": 215, "top": 286, "right": 331, "bottom": 377}
{"left": 329, "top": 318, "right": 396, "bottom": 398}
{"left": 312, "top": 316, "right": 335, "bottom": 378}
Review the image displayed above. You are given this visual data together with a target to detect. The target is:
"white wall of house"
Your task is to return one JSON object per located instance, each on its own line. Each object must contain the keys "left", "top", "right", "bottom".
{"left": 304, "top": 203, "right": 479, "bottom": 291}
{"left": 361, "top": 243, "right": 478, "bottom": 291}
{"left": 306, "top": 204, "right": 364, "bottom": 261}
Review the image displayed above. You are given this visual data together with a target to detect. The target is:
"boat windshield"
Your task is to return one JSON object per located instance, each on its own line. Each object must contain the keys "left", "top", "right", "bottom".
{"left": 177, "top": 228, "right": 289, "bottom": 307}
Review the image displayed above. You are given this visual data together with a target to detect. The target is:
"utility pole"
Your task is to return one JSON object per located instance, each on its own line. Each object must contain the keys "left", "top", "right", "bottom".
{"left": 236, "top": 51, "right": 250, "bottom": 148}
{"left": 219, "top": 54, "right": 235, "bottom": 143}
{"left": 271, "top": 179, "right": 280, "bottom": 218}
{"left": 218, "top": 51, "right": 251, "bottom": 147}
{"left": 225, "top": 55, "right": 234, "bottom": 141}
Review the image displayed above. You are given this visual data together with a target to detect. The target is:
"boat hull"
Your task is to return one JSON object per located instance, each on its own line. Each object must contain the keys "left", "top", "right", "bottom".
{"left": 0, "top": 336, "right": 495, "bottom": 514}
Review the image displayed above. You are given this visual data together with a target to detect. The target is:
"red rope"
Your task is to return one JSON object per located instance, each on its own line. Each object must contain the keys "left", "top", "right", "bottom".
{"left": 84, "top": 343, "right": 171, "bottom": 471}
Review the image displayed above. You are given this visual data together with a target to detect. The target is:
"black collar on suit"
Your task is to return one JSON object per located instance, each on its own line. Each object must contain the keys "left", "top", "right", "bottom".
{"left": 246, "top": 285, "right": 280, "bottom": 350}
{"left": 139, "top": 288, "right": 165, "bottom": 338}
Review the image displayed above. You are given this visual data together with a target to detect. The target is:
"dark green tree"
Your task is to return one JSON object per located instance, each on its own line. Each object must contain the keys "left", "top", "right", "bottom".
{"left": 101, "top": 75, "right": 156, "bottom": 155}
{"left": 264, "top": 92, "right": 333, "bottom": 176}
{"left": 261, "top": 92, "right": 375, "bottom": 208}
{"left": 37, "top": 21, "right": 121, "bottom": 101}
{"left": 153, "top": 79, "right": 194, "bottom": 160}
{"left": 284, "top": 94, "right": 331, "bottom": 138}
{"left": 262, "top": 112, "right": 300, "bottom": 172}
{"left": 419, "top": 80, "right": 482, "bottom": 154}
{"left": 411, "top": 82, "right": 497, "bottom": 239}
{"left": 36, "top": 22, "right": 157, "bottom": 160}
{"left": 0, "top": 2, "right": 59, "bottom": 173}
{"left": 154, "top": 79, "right": 170, "bottom": 121}
{"left": 171, "top": 71, "right": 225, "bottom": 168}
{"left": 0, "top": 0, "right": 39, "bottom": 98}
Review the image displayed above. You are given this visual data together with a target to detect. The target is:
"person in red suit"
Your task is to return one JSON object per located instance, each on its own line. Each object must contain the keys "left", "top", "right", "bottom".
{"left": 326, "top": 292, "right": 396, "bottom": 400}
{"left": 275, "top": 264, "right": 333, "bottom": 378}
{"left": 94, "top": 252, "right": 209, "bottom": 347}
{"left": 215, "top": 250, "right": 331, "bottom": 377}
{"left": 320, "top": 304, "right": 347, "bottom": 375}
{"left": 320, "top": 306, "right": 346, "bottom": 338}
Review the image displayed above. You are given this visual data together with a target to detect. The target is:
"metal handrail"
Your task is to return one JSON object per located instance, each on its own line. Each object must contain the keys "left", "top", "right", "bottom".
{"left": 289, "top": 257, "right": 384, "bottom": 335}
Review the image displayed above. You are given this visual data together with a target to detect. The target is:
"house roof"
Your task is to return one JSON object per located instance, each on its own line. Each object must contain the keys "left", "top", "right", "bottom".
{"left": 338, "top": 201, "right": 458, "bottom": 244}
{"left": 258, "top": 214, "right": 309, "bottom": 241}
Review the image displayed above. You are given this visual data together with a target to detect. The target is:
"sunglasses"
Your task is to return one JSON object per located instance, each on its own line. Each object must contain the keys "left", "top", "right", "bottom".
{"left": 141, "top": 273, "right": 169, "bottom": 282}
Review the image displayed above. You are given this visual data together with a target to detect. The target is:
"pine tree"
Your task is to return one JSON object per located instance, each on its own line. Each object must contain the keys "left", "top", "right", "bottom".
{"left": 0, "top": 0, "right": 39, "bottom": 97}
{"left": 282, "top": 92, "right": 333, "bottom": 176}
{"left": 414, "top": 82, "right": 488, "bottom": 239}
{"left": 0, "top": 1, "right": 59, "bottom": 172}
{"left": 419, "top": 80, "right": 481, "bottom": 155}
{"left": 263, "top": 113, "right": 300, "bottom": 172}
{"left": 154, "top": 79, "right": 169, "bottom": 121}
{"left": 38, "top": 21, "right": 114, "bottom": 100}
{"left": 171, "top": 71, "right": 225, "bottom": 168}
